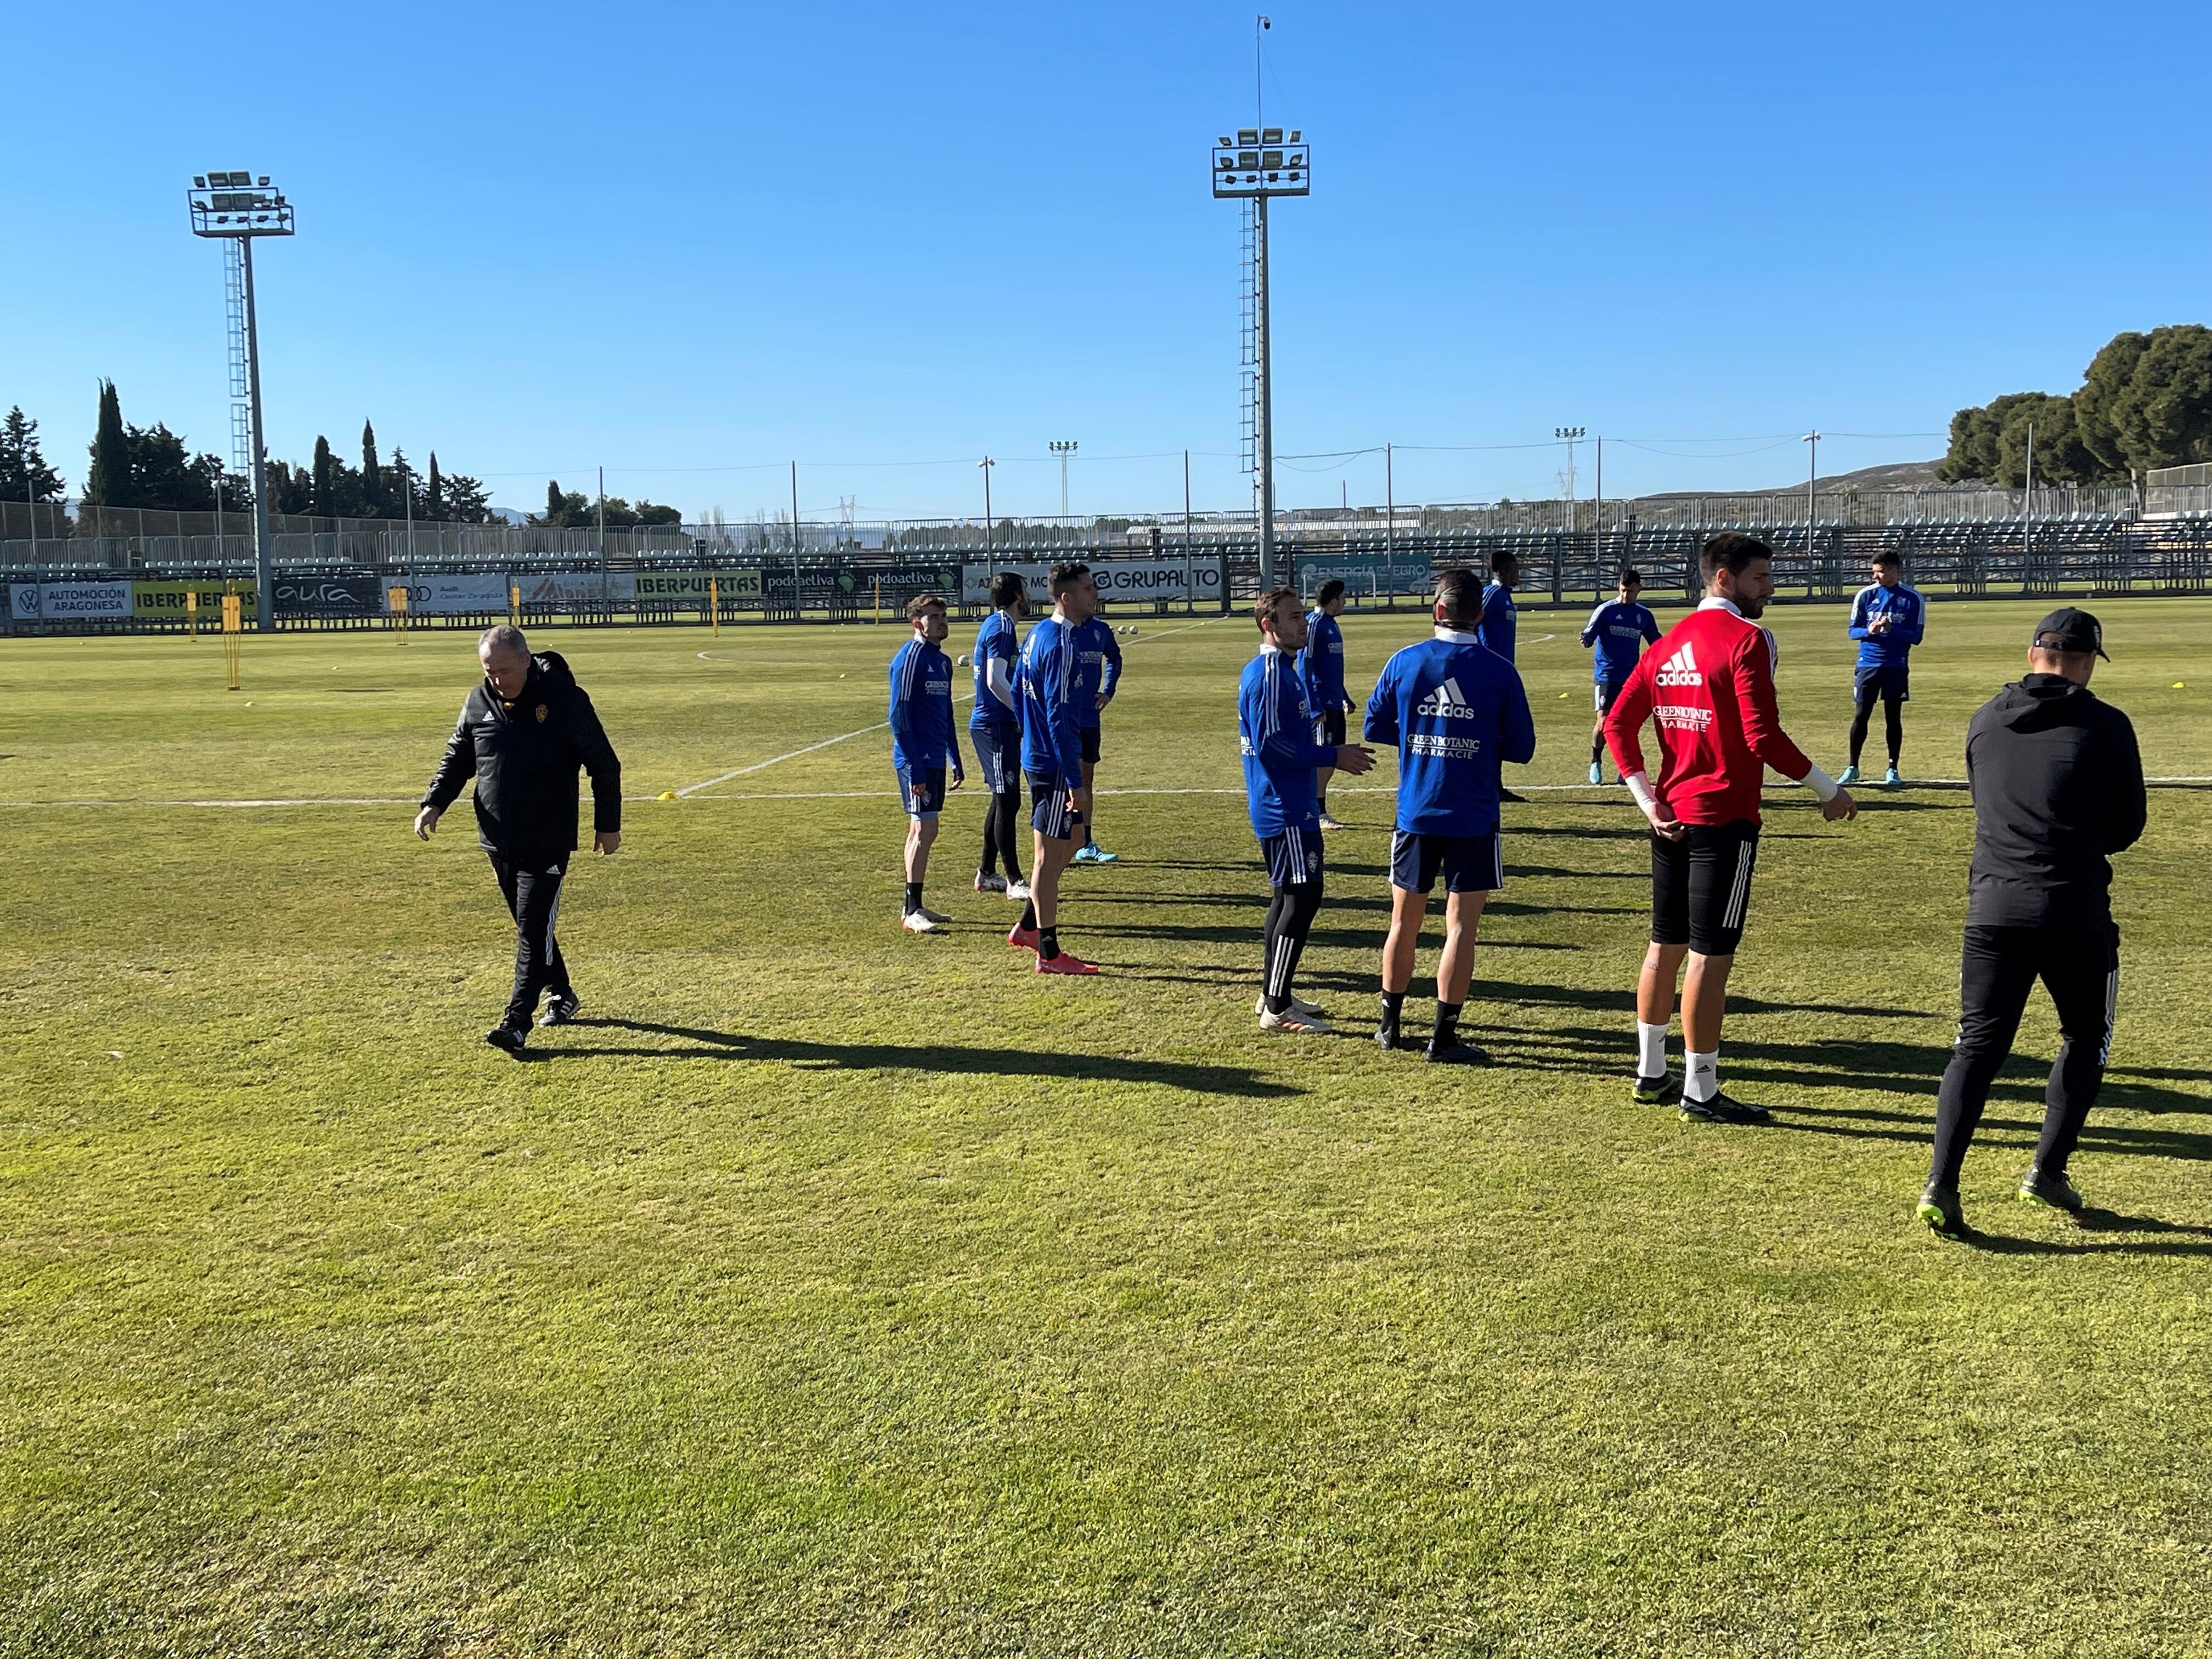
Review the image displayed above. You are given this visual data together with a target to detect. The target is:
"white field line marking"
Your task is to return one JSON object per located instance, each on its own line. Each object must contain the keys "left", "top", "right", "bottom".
{"left": 670, "top": 617, "right": 1219, "bottom": 796}
{"left": 5, "top": 775, "right": 2211, "bottom": 809}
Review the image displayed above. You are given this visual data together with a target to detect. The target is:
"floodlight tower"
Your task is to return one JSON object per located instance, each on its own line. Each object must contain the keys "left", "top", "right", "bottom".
{"left": 1050, "top": 439, "right": 1077, "bottom": 523}
{"left": 189, "top": 171, "right": 294, "bottom": 631}
{"left": 1213, "top": 126, "right": 1309, "bottom": 590}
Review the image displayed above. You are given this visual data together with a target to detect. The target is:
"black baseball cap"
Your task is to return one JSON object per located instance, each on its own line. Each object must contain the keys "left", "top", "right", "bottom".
{"left": 2032, "top": 607, "right": 2109, "bottom": 659}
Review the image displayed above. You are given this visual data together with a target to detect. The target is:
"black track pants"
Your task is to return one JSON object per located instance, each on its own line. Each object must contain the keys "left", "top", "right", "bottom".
{"left": 1929, "top": 923, "right": 2119, "bottom": 1189}
{"left": 1848, "top": 682, "right": 1905, "bottom": 768}
{"left": 1262, "top": 881, "right": 1324, "bottom": 1006}
{"left": 491, "top": 853, "right": 571, "bottom": 1028}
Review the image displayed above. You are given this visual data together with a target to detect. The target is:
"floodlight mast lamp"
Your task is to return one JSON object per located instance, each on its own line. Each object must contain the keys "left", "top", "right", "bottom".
{"left": 189, "top": 171, "right": 294, "bottom": 633}
{"left": 1213, "top": 126, "right": 1308, "bottom": 590}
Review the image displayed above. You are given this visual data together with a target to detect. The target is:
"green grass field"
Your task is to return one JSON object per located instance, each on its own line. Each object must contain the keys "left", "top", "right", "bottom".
{"left": 4, "top": 595, "right": 2211, "bottom": 1657}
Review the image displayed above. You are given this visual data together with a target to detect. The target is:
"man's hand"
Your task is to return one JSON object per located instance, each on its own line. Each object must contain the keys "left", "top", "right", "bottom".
{"left": 948, "top": 768, "right": 965, "bottom": 792}
{"left": 1333, "top": 743, "right": 1377, "bottom": 776}
{"left": 1645, "top": 799, "right": 1688, "bottom": 841}
{"left": 1821, "top": 789, "right": 1858, "bottom": 822}
{"left": 1094, "top": 693, "right": 1109, "bottom": 710}
{"left": 595, "top": 831, "right": 622, "bottom": 855}
{"left": 413, "top": 805, "right": 441, "bottom": 841}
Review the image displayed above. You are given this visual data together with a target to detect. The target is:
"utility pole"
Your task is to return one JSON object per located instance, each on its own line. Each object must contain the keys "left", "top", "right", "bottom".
{"left": 979, "top": 456, "right": 995, "bottom": 555}
{"left": 1385, "top": 441, "right": 1396, "bottom": 606}
{"left": 1050, "top": 439, "right": 1077, "bottom": 524}
{"left": 596, "top": 464, "right": 608, "bottom": 603}
{"left": 1803, "top": 432, "right": 1821, "bottom": 595}
{"left": 789, "top": 461, "right": 803, "bottom": 614}
{"left": 1594, "top": 436, "right": 1604, "bottom": 597}
{"left": 1555, "top": 427, "right": 1584, "bottom": 602}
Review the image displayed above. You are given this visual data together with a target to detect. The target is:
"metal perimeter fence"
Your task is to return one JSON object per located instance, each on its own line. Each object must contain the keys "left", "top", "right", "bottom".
{"left": 3, "top": 495, "right": 2210, "bottom": 635}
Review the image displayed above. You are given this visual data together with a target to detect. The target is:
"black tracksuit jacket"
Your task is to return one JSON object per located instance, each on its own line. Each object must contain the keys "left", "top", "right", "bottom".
{"left": 1962, "top": 673, "right": 2145, "bottom": 930}
{"left": 421, "top": 652, "right": 622, "bottom": 866}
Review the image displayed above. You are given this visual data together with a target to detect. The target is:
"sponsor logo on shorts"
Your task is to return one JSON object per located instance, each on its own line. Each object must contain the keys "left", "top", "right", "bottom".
{"left": 1654, "top": 642, "right": 1702, "bottom": 687}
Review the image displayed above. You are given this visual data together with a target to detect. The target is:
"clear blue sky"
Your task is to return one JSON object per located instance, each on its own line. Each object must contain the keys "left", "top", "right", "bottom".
{"left": 6, "top": 1, "right": 2206, "bottom": 522}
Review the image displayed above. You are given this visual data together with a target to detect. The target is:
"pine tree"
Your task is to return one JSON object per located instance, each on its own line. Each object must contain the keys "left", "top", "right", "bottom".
{"left": 360, "top": 419, "right": 383, "bottom": 515}
{"left": 86, "top": 380, "right": 133, "bottom": 507}
{"left": 0, "top": 407, "right": 66, "bottom": 504}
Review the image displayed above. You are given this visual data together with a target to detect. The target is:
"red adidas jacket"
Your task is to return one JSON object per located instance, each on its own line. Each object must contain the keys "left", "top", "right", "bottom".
{"left": 1604, "top": 600, "right": 1814, "bottom": 826}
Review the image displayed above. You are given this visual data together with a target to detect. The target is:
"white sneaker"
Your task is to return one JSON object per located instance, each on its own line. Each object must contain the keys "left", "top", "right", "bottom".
{"left": 1255, "top": 993, "right": 1329, "bottom": 1020}
{"left": 973, "top": 873, "right": 1007, "bottom": 893}
{"left": 901, "top": 911, "right": 943, "bottom": 933}
{"left": 1005, "top": 880, "right": 1032, "bottom": 902}
{"left": 916, "top": 905, "right": 952, "bottom": 924}
{"left": 1259, "top": 1005, "right": 1333, "bottom": 1035}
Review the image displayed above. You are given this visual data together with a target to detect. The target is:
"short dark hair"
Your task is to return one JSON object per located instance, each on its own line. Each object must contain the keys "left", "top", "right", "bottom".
{"left": 1433, "top": 566, "right": 1482, "bottom": 624}
{"left": 1049, "top": 561, "right": 1090, "bottom": 597}
{"left": 1316, "top": 578, "right": 1346, "bottom": 606}
{"left": 1254, "top": 586, "right": 1300, "bottom": 632}
{"left": 1489, "top": 549, "right": 1519, "bottom": 575}
{"left": 1700, "top": 532, "right": 1772, "bottom": 584}
{"left": 905, "top": 592, "right": 947, "bottom": 622}
{"left": 1618, "top": 568, "right": 1642, "bottom": 587}
{"left": 1871, "top": 549, "right": 1903, "bottom": 570}
{"left": 989, "top": 571, "right": 1027, "bottom": 608}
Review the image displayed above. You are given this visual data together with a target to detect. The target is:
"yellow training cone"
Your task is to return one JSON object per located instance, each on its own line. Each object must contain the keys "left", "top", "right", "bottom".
{"left": 657, "top": 790, "right": 678, "bottom": 800}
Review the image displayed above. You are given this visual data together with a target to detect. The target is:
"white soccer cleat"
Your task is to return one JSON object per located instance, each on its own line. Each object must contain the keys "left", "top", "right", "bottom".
{"left": 1259, "top": 1005, "right": 1333, "bottom": 1035}
{"left": 901, "top": 911, "right": 943, "bottom": 934}
{"left": 1005, "top": 880, "right": 1032, "bottom": 902}
{"left": 1256, "top": 993, "right": 1329, "bottom": 1020}
{"left": 1316, "top": 812, "right": 1345, "bottom": 832}
{"left": 974, "top": 873, "right": 1007, "bottom": 894}
{"left": 916, "top": 905, "right": 952, "bottom": 924}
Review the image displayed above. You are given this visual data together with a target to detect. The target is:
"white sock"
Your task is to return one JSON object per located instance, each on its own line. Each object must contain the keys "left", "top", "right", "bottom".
{"left": 1684, "top": 1050, "right": 1719, "bottom": 1103}
{"left": 1636, "top": 1020, "right": 1668, "bottom": 1077}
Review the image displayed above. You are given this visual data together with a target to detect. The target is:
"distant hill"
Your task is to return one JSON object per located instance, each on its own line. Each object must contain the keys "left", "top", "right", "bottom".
{"left": 1639, "top": 459, "right": 1945, "bottom": 502}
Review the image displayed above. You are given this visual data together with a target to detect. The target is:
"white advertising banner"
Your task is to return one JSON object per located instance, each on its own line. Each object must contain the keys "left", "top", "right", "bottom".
{"left": 384, "top": 573, "right": 511, "bottom": 614}
{"left": 960, "top": 556, "right": 1224, "bottom": 607}
{"left": 12, "top": 581, "right": 133, "bottom": 620}
{"left": 514, "top": 571, "right": 637, "bottom": 606}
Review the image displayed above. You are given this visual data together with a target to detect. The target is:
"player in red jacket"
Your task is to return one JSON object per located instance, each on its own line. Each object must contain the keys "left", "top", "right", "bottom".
{"left": 1604, "top": 534, "right": 1858, "bottom": 1122}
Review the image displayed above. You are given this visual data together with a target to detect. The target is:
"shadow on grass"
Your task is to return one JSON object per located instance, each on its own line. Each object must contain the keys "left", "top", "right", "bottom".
{"left": 526, "top": 1018, "right": 1298, "bottom": 1098}
{"left": 1939, "top": 1208, "right": 2212, "bottom": 1257}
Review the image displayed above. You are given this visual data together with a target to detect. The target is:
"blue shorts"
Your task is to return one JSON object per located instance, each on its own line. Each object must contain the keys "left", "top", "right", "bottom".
{"left": 969, "top": 721, "right": 1020, "bottom": 793}
{"left": 1312, "top": 707, "right": 1348, "bottom": 747}
{"left": 1260, "top": 825, "right": 1325, "bottom": 889}
{"left": 1028, "top": 773, "right": 1080, "bottom": 840}
{"left": 1079, "top": 725, "right": 1102, "bottom": 766}
{"left": 1854, "top": 663, "right": 1910, "bottom": 703}
{"left": 1594, "top": 678, "right": 1629, "bottom": 715}
{"left": 1390, "top": 829, "right": 1504, "bottom": 895}
{"left": 897, "top": 765, "right": 946, "bottom": 820}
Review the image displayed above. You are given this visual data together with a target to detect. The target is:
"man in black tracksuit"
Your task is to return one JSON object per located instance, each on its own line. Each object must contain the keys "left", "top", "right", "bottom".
{"left": 1918, "top": 608, "right": 2145, "bottom": 1234}
{"left": 415, "top": 625, "right": 623, "bottom": 1053}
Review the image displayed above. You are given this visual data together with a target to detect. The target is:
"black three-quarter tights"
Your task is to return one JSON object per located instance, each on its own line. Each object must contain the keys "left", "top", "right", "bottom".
{"left": 980, "top": 783, "right": 1024, "bottom": 881}
{"left": 1262, "top": 881, "right": 1324, "bottom": 1008}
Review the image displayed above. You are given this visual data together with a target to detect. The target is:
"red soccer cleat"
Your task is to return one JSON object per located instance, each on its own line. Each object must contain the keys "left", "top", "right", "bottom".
{"left": 1006, "top": 924, "right": 1040, "bottom": 950}
{"left": 1033, "top": 951, "right": 1099, "bottom": 975}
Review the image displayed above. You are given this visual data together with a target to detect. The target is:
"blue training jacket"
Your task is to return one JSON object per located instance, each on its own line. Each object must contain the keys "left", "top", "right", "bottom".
{"left": 1848, "top": 582, "right": 1925, "bottom": 669}
{"left": 1363, "top": 629, "right": 1537, "bottom": 837}
{"left": 1239, "top": 646, "right": 1332, "bottom": 838}
{"left": 1017, "top": 615, "right": 1087, "bottom": 783}
{"left": 1475, "top": 580, "right": 1517, "bottom": 663}
{"left": 1581, "top": 599, "right": 1661, "bottom": 684}
{"left": 970, "top": 609, "right": 1020, "bottom": 728}
{"left": 888, "top": 635, "right": 958, "bottom": 772}
{"left": 1299, "top": 608, "right": 1347, "bottom": 710}
{"left": 1073, "top": 615, "right": 1123, "bottom": 731}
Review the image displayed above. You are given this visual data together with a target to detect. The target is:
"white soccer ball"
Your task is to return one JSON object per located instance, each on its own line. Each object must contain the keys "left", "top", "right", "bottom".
{"left": 956, "top": 653, "right": 970, "bottom": 665}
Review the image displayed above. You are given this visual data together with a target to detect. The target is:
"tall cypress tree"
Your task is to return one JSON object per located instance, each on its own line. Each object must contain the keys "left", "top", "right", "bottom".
{"left": 86, "top": 380, "right": 132, "bottom": 507}
{"left": 426, "top": 452, "right": 443, "bottom": 521}
{"left": 312, "top": 435, "right": 336, "bottom": 516}
{"left": 545, "top": 479, "right": 564, "bottom": 522}
{"left": 360, "top": 420, "right": 383, "bottom": 515}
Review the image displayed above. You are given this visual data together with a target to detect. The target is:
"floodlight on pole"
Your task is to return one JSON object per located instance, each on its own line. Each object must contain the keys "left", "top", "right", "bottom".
{"left": 979, "top": 456, "right": 995, "bottom": 555}
{"left": 1215, "top": 104, "right": 1310, "bottom": 592}
{"left": 189, "top": 170, "right": 294, "bottom": 633}
{"left": 1049, "top": 440, "right": 1077, "bottom": 523}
